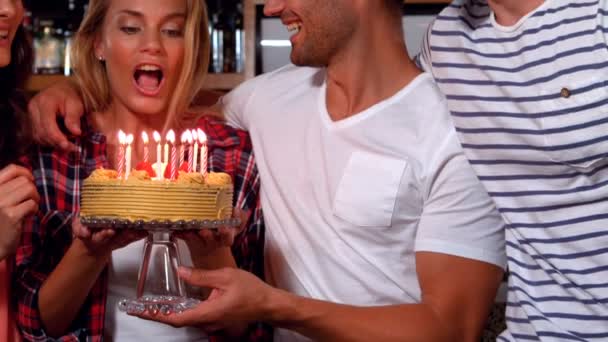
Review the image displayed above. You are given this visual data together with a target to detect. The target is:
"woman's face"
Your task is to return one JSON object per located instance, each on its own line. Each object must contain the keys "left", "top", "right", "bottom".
{"left": 0, "top": 0, "right": 24, "bottom": 67}
{"left": 96, "top": 0, "right": 187, "bottom": 117}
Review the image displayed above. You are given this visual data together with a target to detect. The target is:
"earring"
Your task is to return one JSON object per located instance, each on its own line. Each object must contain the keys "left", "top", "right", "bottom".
{"left": 98, "top": 55, "right": 105, "bottom": 62}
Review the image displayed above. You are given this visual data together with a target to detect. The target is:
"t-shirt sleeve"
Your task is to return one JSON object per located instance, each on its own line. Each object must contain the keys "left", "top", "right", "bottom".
{"left": 414, "top": 130, "right": 507, "bottom": 269}
{"left": 220, "top": 75, "right": 264, "bottom": 131}
{"left": 414, "top": 18, "right": 435, "bottom": 74}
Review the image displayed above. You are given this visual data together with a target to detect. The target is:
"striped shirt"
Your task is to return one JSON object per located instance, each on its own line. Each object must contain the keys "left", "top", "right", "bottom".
{"left": 418, "top": 0, "right": 608, "bottom": 340}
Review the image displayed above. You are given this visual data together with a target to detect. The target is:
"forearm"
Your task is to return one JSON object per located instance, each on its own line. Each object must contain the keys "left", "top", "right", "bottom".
{"left": 38, "top": 239, "right": 108, "bottom": 337}
{"left": 264, "top": 290, "right": 464, "bottom": 342}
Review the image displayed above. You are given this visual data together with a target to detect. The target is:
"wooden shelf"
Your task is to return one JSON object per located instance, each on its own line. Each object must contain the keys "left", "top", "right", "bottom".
{"left": 26, "top": 72, "right": 247, "bottom": 92}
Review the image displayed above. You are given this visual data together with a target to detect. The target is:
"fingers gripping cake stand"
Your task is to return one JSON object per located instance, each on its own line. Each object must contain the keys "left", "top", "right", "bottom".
{"left": 80, "top": 217, "right": 240, "bottom": 315}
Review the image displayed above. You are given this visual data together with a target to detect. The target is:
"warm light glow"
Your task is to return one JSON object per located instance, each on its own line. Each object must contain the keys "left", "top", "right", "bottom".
{"left": 186, "top": 131, "right": 193, "bottom": 144}
{"left": 181, "top": 131, "right": 190, "bottom": 143}
{"left": 142, "top": 131, "right": 149, "bottom": 144}
{"left": 118, "top": 130, "right": 127, "bottom": 144}
{"left": 197, "top": 128, "right": 207, "bottom": 143}
{"left": 166, "top": 129, "right": 176, "bottom": 144}
{"left": 126, "top": 134, "right": 134, "bottom": 145}
{"left": 153, "top": 131, "right": 161, "bottom": 143}
{"left": 191, "top": 129, "right": 198, "bottom": 141}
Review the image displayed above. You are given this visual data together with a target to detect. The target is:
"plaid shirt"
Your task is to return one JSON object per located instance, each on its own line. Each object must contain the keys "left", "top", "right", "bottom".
{"left": 15, "top": 116, "right": 271, "bottom": 341}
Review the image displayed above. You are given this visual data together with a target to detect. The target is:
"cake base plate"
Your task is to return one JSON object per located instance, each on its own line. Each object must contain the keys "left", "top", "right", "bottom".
{"left": 79, "top": 217, "right": 241, "bottom": 231}
{"left": 119, "top": 296, "right": 201, "bottom": 315}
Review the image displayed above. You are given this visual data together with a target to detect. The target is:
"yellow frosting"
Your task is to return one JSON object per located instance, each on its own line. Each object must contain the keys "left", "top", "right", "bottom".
{"left": 88, "top": 168, "right": 118, "bottom": 180}
{"left": 176, "top": 171, "right": 205, "bottom": 184}
{"left": 80, "top": 169, "right": 233, "bottom": 222}
{"left": 204, "top": 172, "right": 232, "bottom": 185}
{"left": 127, "top": 170, "right": 151, "bottom": 182}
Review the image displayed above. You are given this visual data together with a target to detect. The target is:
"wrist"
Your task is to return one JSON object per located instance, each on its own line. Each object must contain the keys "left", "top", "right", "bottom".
{"left": 71, "top": 238, "right": 111, "bottom": 264}
{"left": 261, "top": 286, "right": 298, "bottom": 325}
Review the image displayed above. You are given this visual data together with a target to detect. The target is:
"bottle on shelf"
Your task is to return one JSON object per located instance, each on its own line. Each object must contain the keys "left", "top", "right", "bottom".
{"left": 207, "top": 0, "right": 245, "bottom": 74}
{"left": 33, "top": 20, "right": 65, "bottom": 75}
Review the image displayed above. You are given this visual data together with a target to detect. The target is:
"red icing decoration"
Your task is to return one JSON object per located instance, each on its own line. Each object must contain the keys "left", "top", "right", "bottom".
{"left": 179, "top": 161, "right": 189, "bottom": 173}
{"left": 163, "top": 163, "right": 172, "bottom": 180}
{"left": 135, "top": 161, "right": 156, "bottom": 178}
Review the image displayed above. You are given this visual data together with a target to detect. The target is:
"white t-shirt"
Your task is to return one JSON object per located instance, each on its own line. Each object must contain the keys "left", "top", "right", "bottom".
{"left": 417, "top": 0, "right": 608, "bottom": 340}
{"left": 222, "top": 65, "right": 506, "bottom": 341}
{"left": 104, "top": 240, "right": 207, "bottom": 341}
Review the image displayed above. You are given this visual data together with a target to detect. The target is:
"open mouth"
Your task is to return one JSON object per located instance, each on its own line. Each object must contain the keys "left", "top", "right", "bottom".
{"left": 133, "top": 64, "right": 164, "bottom": 95}
{"left": 0, "top": 30, "right": 8, "bottom": 41}
{"left": 286, "top": 22, "right": 302, "bottom": 36}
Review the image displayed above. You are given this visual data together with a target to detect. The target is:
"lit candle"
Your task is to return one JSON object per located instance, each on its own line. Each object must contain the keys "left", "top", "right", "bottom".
{"left": 191, "top": 129, "right": 199, "bottom": 173}
{"left": 163, "top": 134, "right": 169, "bottom": 166}
{"left": 153, "top": 131, "right": 162, "bottom": 180}
{"left": 125, "top": 133, "right": 134, "bottom": 179}
{"left": 117, "top": 130, "right": 126, "bottom": 179}
{"left": 167, "top": 130, "right": 177, "bottom": 180}
{"left": 197, "top": 128, "right": 207, "bottom": 177}
{"left": 186, "top": 131, "right": 194, "bottom": 172}
{"left": 141, "top": 131, "right": 149, "bottom": 163}
{"left": 179, "top": 131, "right": 188, "bottom": 168}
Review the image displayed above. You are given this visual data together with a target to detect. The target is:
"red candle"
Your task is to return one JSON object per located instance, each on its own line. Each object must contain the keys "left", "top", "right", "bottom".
{"left": 167, "top": 130, "right": 177, "bottom": 180}
{"left": 179, "top": 131, "right": 188, "bottom": 167}
{"left": 197, "top": 128, "right": 207, "bottom": 177}
{"left": 117, "top": 130, "right": 126, "bottom": 179}
{"left": 185, "top": 130, "right": 194, "bottom": 172}
{"left": 141, "top": 131, "right": 149, "bottom": 163}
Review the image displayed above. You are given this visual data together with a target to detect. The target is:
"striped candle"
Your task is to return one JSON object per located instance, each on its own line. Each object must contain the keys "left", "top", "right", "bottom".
{"left": 117, "top": 130, "right": 126, "bottom": 179}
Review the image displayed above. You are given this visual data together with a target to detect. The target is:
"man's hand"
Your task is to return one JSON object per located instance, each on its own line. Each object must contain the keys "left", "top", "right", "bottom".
{"left": 29, "top": 80, "right": 84, "bottom": 152}
{"left": 72, "top": 217, "right": 146, "bottom": 258}
{"left": 131, "top": 267, "right": 274, "bottom": 332}
{"left": 0, "top": 164, "right": 39, "bottom": 259}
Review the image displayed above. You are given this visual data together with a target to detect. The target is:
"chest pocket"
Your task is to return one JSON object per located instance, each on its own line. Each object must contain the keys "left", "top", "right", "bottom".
{"left": 540, "top": 75, "right": 608, "bottom": 169}
{"left": 333, "top": 151, "right": 407, "bottom": 227}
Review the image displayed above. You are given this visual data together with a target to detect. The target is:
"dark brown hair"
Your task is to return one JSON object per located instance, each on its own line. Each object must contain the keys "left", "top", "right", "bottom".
{"left": 0, "top": 25, "right": 33, "bottom": 168}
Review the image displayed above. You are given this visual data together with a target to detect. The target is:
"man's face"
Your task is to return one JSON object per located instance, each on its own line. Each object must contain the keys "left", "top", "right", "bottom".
{"left": 264, "top": 0, "right": 357, "bottom": 67}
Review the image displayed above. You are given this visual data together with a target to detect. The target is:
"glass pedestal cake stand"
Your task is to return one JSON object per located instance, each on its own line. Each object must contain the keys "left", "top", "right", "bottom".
{"left": 80, "top": 217, "right": 240, "bottom": 315}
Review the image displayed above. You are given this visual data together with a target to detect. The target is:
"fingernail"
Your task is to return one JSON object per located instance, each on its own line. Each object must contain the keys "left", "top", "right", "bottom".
{"left": 178, "top": 266, "right": 192, "bottom": 278}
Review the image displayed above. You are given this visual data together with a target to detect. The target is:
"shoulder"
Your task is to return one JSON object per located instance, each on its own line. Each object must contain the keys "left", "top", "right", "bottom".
{"left": 235, "top": 64, "right": 322, "bottom": 95}
{"left": 432, "top": 0, "right": 491, "bottom": 30}
{"left": 195, "top": 116, "right": 252, "bottom": 151}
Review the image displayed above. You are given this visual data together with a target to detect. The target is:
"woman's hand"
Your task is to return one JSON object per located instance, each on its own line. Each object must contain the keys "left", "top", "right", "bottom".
{"left": 72, "top": 217, "right": 146, "bottom": 259}
{"left": 0, "top": 164, "right": 39, "bottom": 259}
{"left": 176, "top": 209, "right": 250, "bottom": 261}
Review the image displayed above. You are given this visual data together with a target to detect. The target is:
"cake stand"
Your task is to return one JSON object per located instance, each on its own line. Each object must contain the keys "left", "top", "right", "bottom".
{"left": 79, "top": 217, "right": 241, "bottom": 315}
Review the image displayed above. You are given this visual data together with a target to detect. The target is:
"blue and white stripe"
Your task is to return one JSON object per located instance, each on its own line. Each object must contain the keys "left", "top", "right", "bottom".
{"left": 418, "top": 0, "right": 608, "bottom": 340}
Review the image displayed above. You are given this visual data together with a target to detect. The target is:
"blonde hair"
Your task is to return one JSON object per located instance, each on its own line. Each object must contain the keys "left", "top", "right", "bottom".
{"left": 72, "top": 0, "right": 210, "bottom": 128}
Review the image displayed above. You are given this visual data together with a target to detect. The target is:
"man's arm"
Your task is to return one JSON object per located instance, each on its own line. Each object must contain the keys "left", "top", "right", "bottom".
{"left": 263, "top": 252, "right": 502, "bottom": 342}
{"left": 28, "top": 79, "right": 84, "bottom": 151}
{"left": 135, "top": 251, "right": 502, "bottom": 341}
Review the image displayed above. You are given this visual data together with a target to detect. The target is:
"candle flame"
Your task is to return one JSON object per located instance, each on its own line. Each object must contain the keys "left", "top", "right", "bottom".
{"left": 141, "top": 131, "right": 149, "bottom": 144}
{"left": 153, "top": 131, "right": 161, "bottom": 143}
{"left": 191, "top": 129, "right": 198, "bottom": 141}
{"left": 186, "top": 130, "right": 193, "bottom": 144}
{"left": 118, "top": 130, "right": 127, "bottom": 144}
{"left": 197, "top": 128, "right": 207, "bottom": 143}
{"left": 126, "top": 134, "right": 134, "bottom": 144}
{"left": 166, "top": 129, "right": 176, "bottom": 144}
{"left": 181, "top": 131, "right": 190, "bottom": 143}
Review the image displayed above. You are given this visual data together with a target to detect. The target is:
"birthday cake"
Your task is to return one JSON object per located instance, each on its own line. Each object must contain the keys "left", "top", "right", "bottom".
{"left": 80, "top": 168, "right": 233, "bottom": 222}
